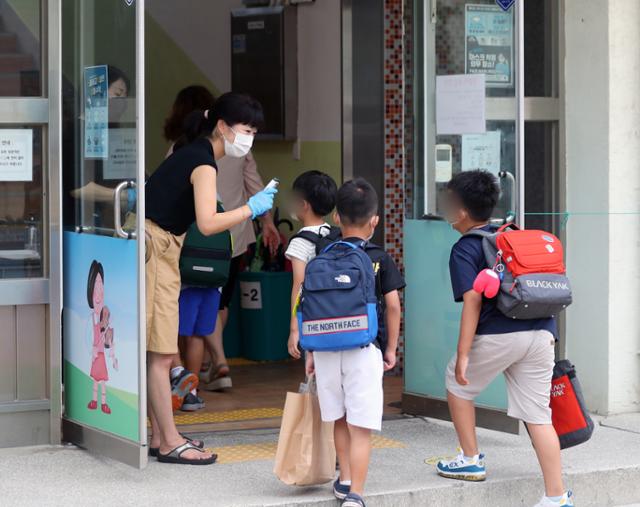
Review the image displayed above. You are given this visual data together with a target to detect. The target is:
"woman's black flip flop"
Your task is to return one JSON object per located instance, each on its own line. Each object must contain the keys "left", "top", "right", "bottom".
{"left": 157, "top": 441, "right": 217, "bottom": 465}
{"left": 149, "top": 434, "right": 204, "bottom": 457}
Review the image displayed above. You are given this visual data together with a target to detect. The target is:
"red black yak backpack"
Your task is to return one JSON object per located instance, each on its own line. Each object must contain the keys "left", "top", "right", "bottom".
{"left": 465, "top": 223, "right": 573, "bottom": 319}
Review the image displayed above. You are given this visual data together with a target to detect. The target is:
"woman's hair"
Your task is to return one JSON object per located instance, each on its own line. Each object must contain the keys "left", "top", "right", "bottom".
{"left": 87, "top": 260, "right": 104, "bottom": 309}
{"left": 107, "top": 65, "right": 130, "bottom": 93}
{"left": 163, "top": 85, "right": 216, "bottom": 142}
{"left": 175, "top": 92, "right": 264, "bottom": 150}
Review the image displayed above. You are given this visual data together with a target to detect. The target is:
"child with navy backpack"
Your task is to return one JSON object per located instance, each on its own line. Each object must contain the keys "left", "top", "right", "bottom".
{"left": 437, "top": 170, "right": 574, "bottom": 507}
{"left": 302, "top": 178, "right": 404, "bottom": 507}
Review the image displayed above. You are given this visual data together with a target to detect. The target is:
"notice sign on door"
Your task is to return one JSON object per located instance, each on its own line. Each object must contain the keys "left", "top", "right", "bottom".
{"left": 0, "top": 129, "right": 33, "bottom": 181}
{"left": 465, "top": 4, "right": 514, "bottom": 88}
{"left": 240, "top": 281, "right": 262, "bottom": 310}
{"left": 436, "top": 74, "right": 486, "bottom": 135}
{"left": 462, "top": 131, "right": 502, "bottom": 175}
{"left": 84, "top": 65, "right": 109, "bottom": 159}
{"left": 104, "top": 128, "right": 137, "bottom": 180}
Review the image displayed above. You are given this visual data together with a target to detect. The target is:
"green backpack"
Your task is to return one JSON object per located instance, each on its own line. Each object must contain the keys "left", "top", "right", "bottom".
{"left": 179, "top": 203, "right": 233, "bottom": 287}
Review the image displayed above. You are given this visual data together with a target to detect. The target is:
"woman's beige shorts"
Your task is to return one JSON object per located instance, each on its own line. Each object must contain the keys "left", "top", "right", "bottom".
{"left": 145, "top": 219, "right": 184, "bottom": 354}
{"left": 445, "top": 330, "right": 555, "bottom": 425}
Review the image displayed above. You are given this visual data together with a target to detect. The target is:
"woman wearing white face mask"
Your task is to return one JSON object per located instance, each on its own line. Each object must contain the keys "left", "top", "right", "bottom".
{"left": 144, "top": 92, "right": 276, "bottom": 465}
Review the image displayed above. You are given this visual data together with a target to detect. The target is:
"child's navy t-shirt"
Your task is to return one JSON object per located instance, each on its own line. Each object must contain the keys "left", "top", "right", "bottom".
{"left": 449, "top": 225, "right": 557, "bottom": 338}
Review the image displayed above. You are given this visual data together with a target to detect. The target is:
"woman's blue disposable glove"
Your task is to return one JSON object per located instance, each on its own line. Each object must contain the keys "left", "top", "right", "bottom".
{"left": 247, "top": 187, "right": 277, "bottom": 219}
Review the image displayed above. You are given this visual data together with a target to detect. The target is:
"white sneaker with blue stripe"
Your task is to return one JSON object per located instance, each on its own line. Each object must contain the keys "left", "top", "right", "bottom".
{"left": 532, "top": 491, "right": 574, "bottom": 507}
{"left": 333, "top": 479, "right": 350, "bottom": 500}
{"left": 341, "top": 492, "right": 366, "bottom": 507}
{"left": 436, "top": 451, "right": 486, "bottom": 481}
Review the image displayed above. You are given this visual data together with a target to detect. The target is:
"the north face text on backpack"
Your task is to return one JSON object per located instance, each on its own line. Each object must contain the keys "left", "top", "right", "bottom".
{"left": 302, "top": 315, "right": 369, "bottom": 335}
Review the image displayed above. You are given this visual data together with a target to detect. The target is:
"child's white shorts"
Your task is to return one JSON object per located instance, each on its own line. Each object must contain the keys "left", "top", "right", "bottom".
{"left": 313, "top": 344, "right": 384, "bottom": 431}
{"left": 445, "top": 330, "right": 555, "bottom": 425}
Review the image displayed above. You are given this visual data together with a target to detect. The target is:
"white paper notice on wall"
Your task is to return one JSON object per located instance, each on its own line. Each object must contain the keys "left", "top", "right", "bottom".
{"left": 436, "top": 74, "right": 486, "bottom": 135}
{"left": 104, "top": 128, "right": 137, "bottom": 180}
{"left": 0, "top": 129, "right": 33, "bottom": 182}
{"left": 461, "top": 131, "right": 501, "bottom": 175}
{"left": 240, "top": 281, "right": 262, "bottom": 310}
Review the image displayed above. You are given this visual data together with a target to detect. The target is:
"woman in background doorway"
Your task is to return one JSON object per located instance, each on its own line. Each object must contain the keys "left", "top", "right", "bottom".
{"left": 164, "top": 86, "right": 280, "bottom": 412}
{"left": 68, "top": 65, "right": 132, "bottom": 206}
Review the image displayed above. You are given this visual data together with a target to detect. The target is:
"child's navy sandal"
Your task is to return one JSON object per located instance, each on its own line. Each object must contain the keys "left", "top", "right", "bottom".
{"left": 341, "top": 493, "right": 366, "bottom": 507}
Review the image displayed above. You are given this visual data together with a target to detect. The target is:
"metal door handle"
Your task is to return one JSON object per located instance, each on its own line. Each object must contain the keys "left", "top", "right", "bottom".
{"left": 499, "top": 170, "right": 516, "bottom": 224}
{"left": 114, "top": 181, "right": 137, "bottom": 239}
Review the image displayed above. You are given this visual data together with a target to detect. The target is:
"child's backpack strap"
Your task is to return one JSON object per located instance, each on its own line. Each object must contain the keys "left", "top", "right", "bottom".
{"left": 321, "top": 239, "right": 364, "bottom": 253}
{"left": 291, "top": 226, "right": 342, "bottom": 255}
{"left": 463, "top": 228, "right": 494, "bottom": 239}
{"left": 291, "top": 230, "right": 323, "bottom": 246}
{"left": 462, "top": 227, "right": 501, "bottom": 273}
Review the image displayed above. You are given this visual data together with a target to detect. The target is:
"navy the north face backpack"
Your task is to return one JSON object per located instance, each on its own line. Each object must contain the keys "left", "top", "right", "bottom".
{"left": 298, "top": 241, "right": 378, "bottom": 352}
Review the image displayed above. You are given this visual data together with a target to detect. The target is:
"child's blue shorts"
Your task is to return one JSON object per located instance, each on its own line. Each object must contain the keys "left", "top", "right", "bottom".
{"left": 178, "top": 287, "right": 221, "bottom": 337}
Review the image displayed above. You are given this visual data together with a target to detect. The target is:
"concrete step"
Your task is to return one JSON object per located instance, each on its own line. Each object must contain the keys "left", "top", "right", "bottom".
{"left": 2, "top": 416, "right": 640, "bottom": 506}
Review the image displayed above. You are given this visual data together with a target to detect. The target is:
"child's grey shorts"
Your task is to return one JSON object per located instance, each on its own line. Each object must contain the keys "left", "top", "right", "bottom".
{"left": 445, "top": 330, "right": 555, "bottom": 425}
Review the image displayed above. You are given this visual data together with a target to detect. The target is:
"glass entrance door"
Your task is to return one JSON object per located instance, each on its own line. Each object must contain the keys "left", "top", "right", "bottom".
{"left": 61, "top": 0, "right": 146, "bottom": 467}
{"left": 404, "top": 0, "right": 562, "bottom": 431}
{"left": 403, "top": 0, "right": 523, "bottom": 431}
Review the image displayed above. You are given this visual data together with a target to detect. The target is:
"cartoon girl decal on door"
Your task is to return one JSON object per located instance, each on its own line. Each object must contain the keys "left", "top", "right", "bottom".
{"left": 86, "top": 260, "right": 118, "bottom": 414}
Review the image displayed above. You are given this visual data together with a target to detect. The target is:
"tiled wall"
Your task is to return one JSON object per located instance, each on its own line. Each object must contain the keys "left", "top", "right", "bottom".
{"left": 383, "top": 0, "right": 408, "bottom": 371}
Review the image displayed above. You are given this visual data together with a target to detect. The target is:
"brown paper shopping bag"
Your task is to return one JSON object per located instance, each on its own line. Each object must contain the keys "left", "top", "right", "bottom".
{"left": 273, "top": 377, "right": 336, "bottom": 486}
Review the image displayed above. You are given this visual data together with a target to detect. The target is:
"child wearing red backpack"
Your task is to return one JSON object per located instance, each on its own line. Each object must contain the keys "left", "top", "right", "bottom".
{"left": 437, "top": 170, "right": 574, "bottom": 507}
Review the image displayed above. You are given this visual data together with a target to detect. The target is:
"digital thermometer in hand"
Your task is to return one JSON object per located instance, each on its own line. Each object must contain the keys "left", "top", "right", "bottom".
{"left": 264, "top": 178, "right": 280, "bottom": 191}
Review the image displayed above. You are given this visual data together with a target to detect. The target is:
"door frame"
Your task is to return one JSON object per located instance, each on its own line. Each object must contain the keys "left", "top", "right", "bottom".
{"left": 0, "top": 0, "right": 61, "bottom": 447}
{"left": 403, "top": 0, "right": 525, "bottom": 433}
{"left": 403, "top": 0, "right": 566, "bottom": 432}
{"left": 49, "top": 0, "right": 63, "bottom": 447}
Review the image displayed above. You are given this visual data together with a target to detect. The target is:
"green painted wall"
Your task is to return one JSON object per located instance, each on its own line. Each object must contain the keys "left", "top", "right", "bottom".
{"left": 5, "top": 0, "right": 40, "bottom": 37}
{"left": 144, "top": 13, "right": 220, "bottom": 173}
{"left": 144, "top": 15, "right": 343, "bottom": 210}
{"left": 252, "top": 140, "right": 342, "bottom": 215}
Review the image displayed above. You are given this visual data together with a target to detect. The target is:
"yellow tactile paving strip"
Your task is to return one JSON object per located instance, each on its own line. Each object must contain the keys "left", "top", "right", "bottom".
{"left": 209, "top": 435, "right": 406, "bottom": 465}
{"left": 173, "top": 407, "right": 284, "bottom": 425}
{"left": 424, "top": 454, "right": 457, "bottom": 466}
{"left": 146, "top": 408, "right": 285, "bottom": 427}
{"left": 211, "top": 442, "right": 279, "bottom": 464}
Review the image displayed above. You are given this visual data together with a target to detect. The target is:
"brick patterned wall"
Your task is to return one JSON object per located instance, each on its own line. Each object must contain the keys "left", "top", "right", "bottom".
{"left": 383, "top": 0, "right": 406, "bottom": 371}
